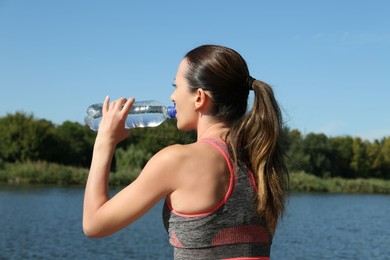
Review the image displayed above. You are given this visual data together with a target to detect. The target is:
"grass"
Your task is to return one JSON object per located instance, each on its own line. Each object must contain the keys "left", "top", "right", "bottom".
{"left": 0, "top": 161, "right": 89, "bottom": 185}
{"left": 0, "top": 161, "right": 139, "bottom": 186}
{"left": 1, "top": 162, "right": 390, "bottom": 194}
{"left": 290, "top": 171, "right": 390, "bottom": 194}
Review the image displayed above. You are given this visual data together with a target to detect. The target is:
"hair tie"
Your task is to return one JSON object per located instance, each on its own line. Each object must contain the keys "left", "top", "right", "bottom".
{"left": 246, "top": 76, "right": 256, "bottom": 90}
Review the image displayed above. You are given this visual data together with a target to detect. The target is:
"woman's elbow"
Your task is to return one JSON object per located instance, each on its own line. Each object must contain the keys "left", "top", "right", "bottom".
{"left": 83, "top": 220, "right": 105, "bottom": 238}
{"left": 83, "top": 224, "right": 97, "bottom": 238}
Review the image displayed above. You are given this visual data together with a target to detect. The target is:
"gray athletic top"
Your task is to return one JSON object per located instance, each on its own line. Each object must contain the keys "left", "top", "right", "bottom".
{"left": 162, "top": 137, "right": 272, "bottom": 259}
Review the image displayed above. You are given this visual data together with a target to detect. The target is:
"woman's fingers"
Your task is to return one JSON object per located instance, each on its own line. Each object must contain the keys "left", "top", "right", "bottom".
{"left": 121, "top": 98, "right": 135, "bottom": 116}
{"left": 100, "top": 97, "right": 135, "bottom": 129}
{"left": 105, "top": 97, "right": 132, "bottom": 113}
{"left": 102, "top": 96, "right": 110, "bottom": 114}
{"left": 113, "top": 98, "right": 127, "bottom": 110}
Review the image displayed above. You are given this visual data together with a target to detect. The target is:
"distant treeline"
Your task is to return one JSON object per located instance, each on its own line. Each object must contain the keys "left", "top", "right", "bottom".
{"left": 0, "top": 112, "right": 389, "bottom": 184}
{"left": 285, "top": 129, "right": 390, "bottom": 180}
{"left": 0, "top": 112, "right": 196, "bottom": 181}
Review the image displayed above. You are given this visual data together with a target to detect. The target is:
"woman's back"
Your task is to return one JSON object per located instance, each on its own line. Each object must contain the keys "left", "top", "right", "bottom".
{"left": 163, "top": 137, "right": 272, "bottom": 259}
{"left": 165, "top": 139, "right": 230, "bottom": 215}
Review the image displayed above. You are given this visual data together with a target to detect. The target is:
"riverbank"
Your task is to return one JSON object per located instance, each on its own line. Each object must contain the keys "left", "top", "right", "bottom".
{"left": 1, "top": 161, "right": 390, "bottom": 194}
{"left": 290, "top": 171, "right": 390, "bottom": 194}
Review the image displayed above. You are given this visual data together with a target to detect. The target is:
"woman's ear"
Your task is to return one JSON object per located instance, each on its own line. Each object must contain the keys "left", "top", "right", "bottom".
{"left": 194, "top": 88, "right": 209, "bottom": 111}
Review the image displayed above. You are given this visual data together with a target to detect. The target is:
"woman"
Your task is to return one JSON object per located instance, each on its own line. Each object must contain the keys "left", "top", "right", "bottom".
{"left": 83, "top": 44, "right": 289, "bottom": 259}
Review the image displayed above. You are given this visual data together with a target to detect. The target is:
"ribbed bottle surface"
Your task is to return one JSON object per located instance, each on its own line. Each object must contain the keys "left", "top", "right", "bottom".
{"left": 85, "top": 100, "right": 176, "bottom": 131}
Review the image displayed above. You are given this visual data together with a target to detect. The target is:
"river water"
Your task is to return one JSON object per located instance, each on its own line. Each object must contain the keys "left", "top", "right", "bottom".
{"left": 0, "top": 185, "right": 389, "bottom": 259}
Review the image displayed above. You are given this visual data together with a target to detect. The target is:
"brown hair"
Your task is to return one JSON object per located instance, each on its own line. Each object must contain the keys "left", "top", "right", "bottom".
{"left": 184, "top": 44, "right": 289, "bottom": 233}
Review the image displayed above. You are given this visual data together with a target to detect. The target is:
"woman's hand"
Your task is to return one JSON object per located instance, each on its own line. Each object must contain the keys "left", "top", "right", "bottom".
{"left": 83, "top": 96, "right": 136, "bottom": 237}
{"left": 96, "top": 96, "right": 135, "bottom": 146}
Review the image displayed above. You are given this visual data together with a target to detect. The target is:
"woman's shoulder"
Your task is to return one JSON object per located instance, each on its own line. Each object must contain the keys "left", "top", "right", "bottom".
{"left": 134, "top": 143, "right": 198, "bottom": 194}
{"left": 146, "top": 141, "right": 215, "bottom": 171}
{"left": 152, "top": 142, "right": 202, "bottom": 162}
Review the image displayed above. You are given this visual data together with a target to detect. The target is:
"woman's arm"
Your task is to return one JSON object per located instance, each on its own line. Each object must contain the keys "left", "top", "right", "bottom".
{"left": 83, "top": 146, "right": 179, "bottom": 237}
{"left": 82, "top": 97, "right": 179, "bottom": 238}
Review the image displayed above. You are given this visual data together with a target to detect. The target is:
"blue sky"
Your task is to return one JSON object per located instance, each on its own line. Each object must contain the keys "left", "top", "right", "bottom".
{"left": 0, "top": 0, "right": 389, "bottom": 140}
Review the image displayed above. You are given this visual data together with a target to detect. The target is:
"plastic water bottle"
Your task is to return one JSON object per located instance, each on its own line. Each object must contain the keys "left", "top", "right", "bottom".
{"left": 85, "top": 100, "right": 176, "bottom": 131}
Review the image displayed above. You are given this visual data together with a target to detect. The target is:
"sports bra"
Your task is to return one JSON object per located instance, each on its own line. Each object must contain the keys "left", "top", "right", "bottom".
{"left": 162, "top": 137, "right": 272, "bottom": 259}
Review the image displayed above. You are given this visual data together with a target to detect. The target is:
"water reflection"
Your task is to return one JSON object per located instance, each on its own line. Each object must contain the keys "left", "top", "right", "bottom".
{"left": 272, "top": 193, "right": 390, "bottom": 259}
{"left": 1, "top": 186, "right": 389, "bottom": 259}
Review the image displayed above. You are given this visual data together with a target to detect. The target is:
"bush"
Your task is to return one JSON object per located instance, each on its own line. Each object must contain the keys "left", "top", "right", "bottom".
{"left": 0, "top": 161, "right": 88, "bottom": 185}
{"left": 115, "top": 145, "right": 152, "bottom": 172}
{"left": 289, "top": 171, "right": 390, "bottom": 194}
{"left": 0, "top": 160, "right": 140, "bottom": 187}
{"left": 109, "top": 168, "right": 141, "bottom": 186}
{"left": 290, "top": 171, "right": 328, "bottom": 192}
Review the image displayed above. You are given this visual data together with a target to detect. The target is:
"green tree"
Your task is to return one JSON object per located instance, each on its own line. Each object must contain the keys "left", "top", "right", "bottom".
{"left": 301, "top": 133, "right": 333, "bottom": 178}
{"left": 329, "top": 136, "right": 354, "bottom": 178}
{"left": 122, "top": 120, "right": 196, "bottom": 154}
{"left": 350, "top": 137, "right": 370, "bottom": 178}
{"left": 380, "top": 137, "right": 390, "bottom": 179}
{"left": 366, "top": 140, "right": 383, "bottom": 178}
{"left": 284, "top": 129, "right": 310, "bottom": 173}
{"left": 53, "top": 121, "right": 96, "bottom": 167}
{"left": 0, "top": 112, "right": 56, "bottom": 162}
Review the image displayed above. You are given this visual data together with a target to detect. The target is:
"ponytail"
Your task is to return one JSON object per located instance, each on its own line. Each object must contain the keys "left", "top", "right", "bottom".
{"left": 183, "top": 44, "right": 289, "bottom": 233}
{"left": 228, "top": 80, "right": 289, "bottom": 234}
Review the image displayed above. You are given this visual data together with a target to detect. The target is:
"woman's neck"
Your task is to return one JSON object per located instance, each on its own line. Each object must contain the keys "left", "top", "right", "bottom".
{"left": 196, "top": 119, "right": 230, "bottom": 141}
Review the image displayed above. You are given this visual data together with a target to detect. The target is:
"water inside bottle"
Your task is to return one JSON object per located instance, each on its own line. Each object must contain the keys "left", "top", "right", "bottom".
{"left": 125, "top": 113, "right": 166, "bottom": 128}
{"left": 85, "top": 102, "right": 175, "bottom": 131}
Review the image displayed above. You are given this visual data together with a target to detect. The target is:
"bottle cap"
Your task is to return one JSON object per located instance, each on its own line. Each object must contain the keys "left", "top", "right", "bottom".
{"left": 167, "top": 104, "right": 176, "bottom": 118}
